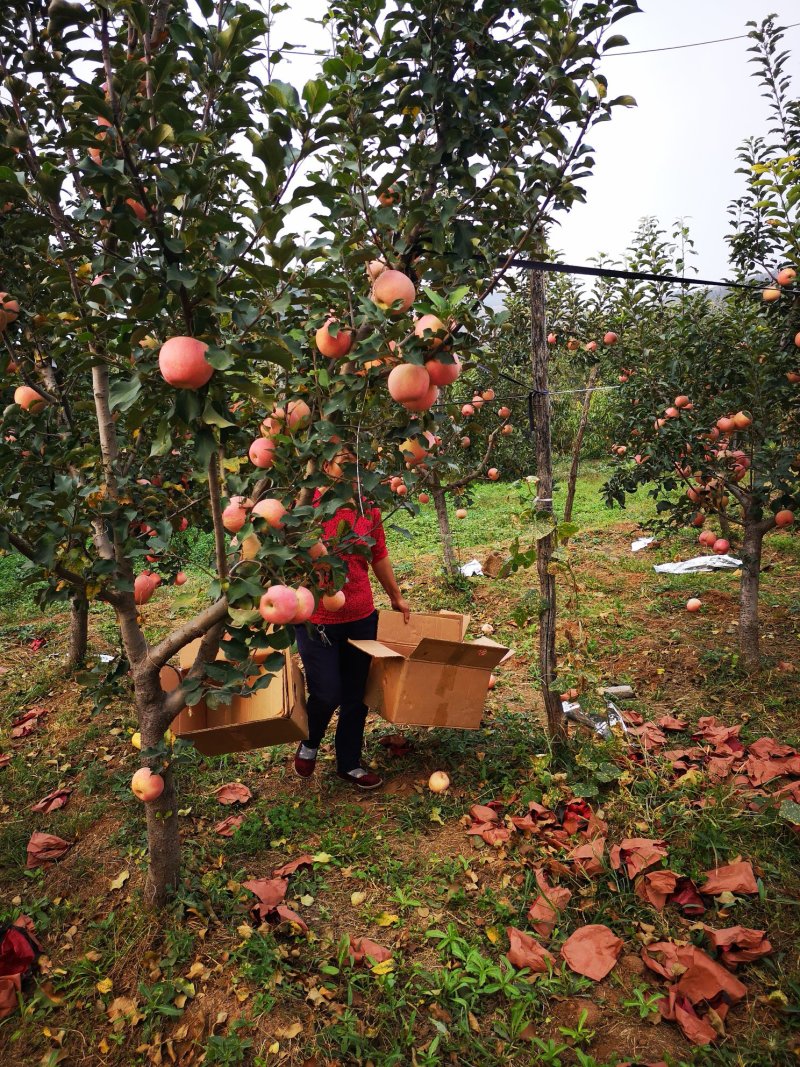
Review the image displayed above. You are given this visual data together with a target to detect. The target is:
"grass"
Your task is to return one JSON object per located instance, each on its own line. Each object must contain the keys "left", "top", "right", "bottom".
{"left": 1, "top": 463, "right": 800, "bottom": 1065}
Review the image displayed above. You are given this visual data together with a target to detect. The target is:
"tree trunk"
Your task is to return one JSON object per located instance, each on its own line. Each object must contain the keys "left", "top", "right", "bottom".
{"left": 563, "top": 364, "right": 599, "bottom": 524}
{"left": 529, "top": 270, "right": 567, "bottom": 742}
{"left": 739, "top": 521, "right": 764, "bottom": 671}
{"left": 66, "top": 594, "right": 89, "bottom": 670}
{"left": 430, "top": 473, "right": 458, "bottom": 577}
{"left": 135, "top": 667, "right": 181, "bottom": 907}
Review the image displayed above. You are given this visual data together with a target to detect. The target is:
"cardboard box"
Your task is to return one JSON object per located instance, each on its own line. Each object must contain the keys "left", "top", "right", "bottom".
{"left": 350, "top": 610, "right": 509, "bottom": 729}
{"left": 161, "top": 641, "right": 308, "bottom": 756}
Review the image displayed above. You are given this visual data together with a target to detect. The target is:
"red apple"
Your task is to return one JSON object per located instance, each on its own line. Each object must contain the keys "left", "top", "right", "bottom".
{"left": 428, "top": 771, "right": 450, "bottom": 793}
{"left": 603, "top": 331, "right": 618, "bottom": 345}
{"left": 158, "top": 336, "right": 214, "bottom": 390}
{"left": 13, "top": 385, "right": 45, "bottom": 412}
{"left": 322, "top": 591, "right": 346, "bottom": 612}
{"left": 455, "top": 508, "right": 467, "bottom": 519}
{"left": 131, "top": 767, "right": 164, "bottom": 802}
{"left": 252, "top": 497, "right": 286, "bottom": 529}
{"left": 291, "top": 586, "right": 316, "bottom": 624}
{"left": 175, "top": 571, "right": 187, "bottom": 586}
{"left": 763, "top": 287, "right": 781, "bottom": 302}
{"left": 776, "top": 267, "right": 796, "bottom": 286}
{"left": 460, "top": 436, "right": 470, "bottom": 448}
{"left": 775, "top": 509, "right": 795, "bottom": 528}
{"left": 713, "top": 538, "right": 730, "bottom": 554}
{"left": 487, "top": 468, "right": 499, "bottom": 481}
{"left": 547, "top": 333, "right": 557, "bottom": 345}
{"left": 732, "top": 410, "right": 752, "bottom": 430}
{"left": 372, "top": 269, "right": 416, "bottom": 313}
{"left": 674, "top": 395, "right": 690, "bottom": 409}
{"left": 402, "top": 382, "right": 439, "bottom": 412}
{"left": 461, "top": 403, "right": 475, "bottom": 418}
{"left": 498, "top": 406, "right": 511, "bottom": 419}
{"left": 134, "top": 572, "right": 157, "bottom": 606}
{"left": 481, "top": 388, "right": 495, "bottom": 402}
{"left": 414, "top": 314, "right": 447, "bottom": 349}
{"left": 259, "top": 585, "right": 299, "bottom": 625}
{"left": 425, "top": 352, "right": 461, "bottom": 386}
{"left": 315, "top": 318, "right": 353, "bottom": 359}
{"left": 222, "top": 502, "right": 248, "bottom": 533}
{"left": 249, "top": 437, "right": 277, "bottom": 469}
{"left": 686, "top": 598, "right": 702, "bottom": 613}
{"left": 418, "top": 492, "right": 430, "bottom": 504}
{"left": 388, "top": 363, "right": 430, "bottom": 403}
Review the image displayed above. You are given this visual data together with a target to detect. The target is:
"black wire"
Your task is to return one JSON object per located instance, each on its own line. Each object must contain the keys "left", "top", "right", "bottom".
{"left": 504, "top": 257, "right": 777, "bottom": 292}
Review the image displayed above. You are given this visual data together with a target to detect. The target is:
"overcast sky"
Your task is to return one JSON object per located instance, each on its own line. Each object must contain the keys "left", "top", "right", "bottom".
{"left": 274, "top": 1, "right": 799, "bottom": 279}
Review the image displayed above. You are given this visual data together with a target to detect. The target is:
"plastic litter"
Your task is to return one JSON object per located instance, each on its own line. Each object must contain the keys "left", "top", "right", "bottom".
{"left": 654, "top": 554, "right": 742, "bottom": 574}
{"left": 632, "top": 536, "right": 656, "bottom": 552}
{"left": 459, "top": 559, "right": 483, "bottom": 577}
{"left": 562, "top": 698, "right": 628, "bottom": 740}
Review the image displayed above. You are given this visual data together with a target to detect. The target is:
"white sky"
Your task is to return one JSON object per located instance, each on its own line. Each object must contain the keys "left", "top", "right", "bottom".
{"left": 274, "top": 1, "right": 799, "bottom": 279}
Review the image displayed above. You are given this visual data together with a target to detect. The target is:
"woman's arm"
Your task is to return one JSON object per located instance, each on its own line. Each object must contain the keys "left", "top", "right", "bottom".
{"left": 372, "top": 555, "right": 411, "bottom": 622}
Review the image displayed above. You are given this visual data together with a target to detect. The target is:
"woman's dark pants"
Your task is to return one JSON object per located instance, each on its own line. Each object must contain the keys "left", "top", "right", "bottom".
{"left": 294, "top": 611, "right": 378, "bottom": 773}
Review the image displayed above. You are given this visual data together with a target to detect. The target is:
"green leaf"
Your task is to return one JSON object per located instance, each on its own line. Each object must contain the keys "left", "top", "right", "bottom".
{"left": 302, "top": 79, "right": 329, "bottom": 114}
{"left": 778, "top": 799, "right": 800, "bottom": 826}
{"left": 201, "top": 398, "right": 237, "bottom": 428}
{"left": 108, "top": 376, "right": 142, "bottom": 412}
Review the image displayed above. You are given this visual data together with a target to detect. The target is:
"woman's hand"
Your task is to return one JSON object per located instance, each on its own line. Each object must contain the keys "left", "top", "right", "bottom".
{"left": 390, "top": 595, "right": 411, "bottom": 623}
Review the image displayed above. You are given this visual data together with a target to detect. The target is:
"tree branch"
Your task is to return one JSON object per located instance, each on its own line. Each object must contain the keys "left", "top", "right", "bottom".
{"left": 150, "top": 596, "right": 230, "bottom": 670}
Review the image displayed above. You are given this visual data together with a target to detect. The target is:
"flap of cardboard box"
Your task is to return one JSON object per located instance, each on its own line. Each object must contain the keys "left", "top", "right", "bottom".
{"left": 348, "top": 639, "right": 405, "bottom": 660}
{"left": 376, "top": 610, "right": 466, "bottom": 648}
{"left": 408, "top": 637, "right": 509, "bottom": 669}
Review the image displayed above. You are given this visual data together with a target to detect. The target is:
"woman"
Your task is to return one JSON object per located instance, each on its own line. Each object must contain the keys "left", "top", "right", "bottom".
{"left": 294, "top": 451, "right": 410, "bottom": 791}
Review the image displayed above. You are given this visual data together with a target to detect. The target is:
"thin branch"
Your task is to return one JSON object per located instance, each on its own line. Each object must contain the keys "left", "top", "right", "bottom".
{"left": 207, "top": 451, "right": 228, "bottom": 581}
{"left": 150, "top": 596, "right": 230, "bottom": 670}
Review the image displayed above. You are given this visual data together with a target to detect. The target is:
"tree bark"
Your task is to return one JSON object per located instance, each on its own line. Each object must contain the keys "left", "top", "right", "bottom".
{"left": 135, "top": 668, "right": 181, "bottom": 907}
{"left": 530, "top": 269, "right": 567, "bottom": 742}
{"left": 563, "top": 364, "right": 599, "bottom": 524}
{"left": 739, "top": 521, "right": 764, "bottom": 671}
{"left": 430, "top": 473, "right": 458, "bottom": 577}
{"left": 66, "top": 594, "right": 88, "bottom": 670}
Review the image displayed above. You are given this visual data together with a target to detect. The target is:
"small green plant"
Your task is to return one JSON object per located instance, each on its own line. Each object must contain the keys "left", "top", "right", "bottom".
{"left": 622, "top": 983, "right": 663, "bottom": 1021}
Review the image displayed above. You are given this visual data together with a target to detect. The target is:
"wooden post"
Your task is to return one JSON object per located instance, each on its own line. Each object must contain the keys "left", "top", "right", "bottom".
{"left": 529, "top": 269, "right": 567, "bottom": 742}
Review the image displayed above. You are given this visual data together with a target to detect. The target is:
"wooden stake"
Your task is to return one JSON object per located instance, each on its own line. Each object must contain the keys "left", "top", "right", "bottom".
{"left": 529, "top": 268, "right": 567, "bottom": 742}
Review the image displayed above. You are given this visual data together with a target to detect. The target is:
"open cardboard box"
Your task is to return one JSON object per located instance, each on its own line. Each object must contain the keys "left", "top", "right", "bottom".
{"left": 350, "top": 610, "right": 509, "bottom": 729}
{"left": 161, "top": 639, "right": 308, "bottom": 756}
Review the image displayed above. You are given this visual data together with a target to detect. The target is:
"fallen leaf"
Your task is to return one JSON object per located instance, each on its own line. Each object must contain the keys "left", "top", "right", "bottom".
{"left": 371, "top": 958, "right": 395, "bottom": 975}
{"left": 273, "top": 854, "right": 314, "bottom": 878}
{"left": 275, "top": 1021, "right": 303, "bottom": 1040}
{"left": 699, "top": 861, "right": 758, "bottom": 896}
{"left": 312, "top": 851, "right": 332, "bottom": 864}
{"left": 350, "top": 892, "right": 367, "bottom": 907}
{"left": 214, "top": 782, "right": 252, "bottom": 805}
{"left": 505, "top": 927, "right": 554, "bottom": 973}
{"left": 96, "top": 977, "right": 113, "bottom": 994}
{"left": 669, "top": 877, "right": 706, "bottom": 916}
{"left": 561, "top": 924, "right": 623, "bottom": 981}
{"left": 469, "top": 804, "right": 499, "bottom": 824}
{"left": 0, "top": 753, "right": 10, "bottom": 768}
{"left": 673, "top": 996, "right": 718, "bottom": 1046}
{"left": 107, "top": 996, "right": 144, "bottom": 1030}
{"left": 375, "top": 912, "right": 399, "bottom": 927}
{"left": 26, "top": 832, "right": 72, "bottom": 869}
{"left": 11, "top": 706, "right": 49, "bottom": 738}
{"left": 214, "top": 815, "right": 244, "bottom": 837}
{"left": 109, "top": 870, "right": 130, "bottom": 892}
{"left": 656, "top": 714, "right": 688, "bottom": 731}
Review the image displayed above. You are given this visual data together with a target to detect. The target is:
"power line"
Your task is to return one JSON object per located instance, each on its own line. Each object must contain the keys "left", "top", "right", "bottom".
{"left": 604, "top": 21, "right": 800, "bottom": 57}
{"left": 277, "top": 22, "right": 800, "bottom": 61}
{"left": 505, "top": 257, "right": 774, "bottom": 293}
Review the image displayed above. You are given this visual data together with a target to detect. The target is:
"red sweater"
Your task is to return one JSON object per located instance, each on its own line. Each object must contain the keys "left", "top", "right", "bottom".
{"left": 310, "top": 499, "right": 388, "bottom": 625}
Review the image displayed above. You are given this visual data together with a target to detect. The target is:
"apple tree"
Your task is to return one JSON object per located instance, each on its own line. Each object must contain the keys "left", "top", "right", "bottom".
{"left": 603, "top": 20, "right": 799, "bottom": 671}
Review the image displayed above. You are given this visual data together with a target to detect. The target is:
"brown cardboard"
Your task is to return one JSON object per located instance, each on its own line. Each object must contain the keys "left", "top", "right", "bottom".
{"left": 350, "top": 610, "right": 508, "bottom": 730}
{"left": 162, "top": 642, "right": 308, "bottom": 756}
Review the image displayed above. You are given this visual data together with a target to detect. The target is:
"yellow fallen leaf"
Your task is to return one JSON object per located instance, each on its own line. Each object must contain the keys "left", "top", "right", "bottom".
{"left": 371, "top": 958, "right": 395, "bottom": 975}
{"left": 98, "top": 1037, "right": 110, "bottom": 1054}
{"left": 237, "top": 924, "right": 253, "bottom": 940}
{"left": 96, "top": 977, "right": 113, "bottom": 994}
{"left": 275, "top": 1021, "right": 303, "bottom": 1039}
{"left": 186, "top": 962, "right": 207, "bottom": 980}
{"left": 312, "top": 851, "right": 332, "bottom": 864}
{"left": 109, "top": 870, "right": 130, "bottom": 891}
{"left": 375, "top": 912, "right": 399, "bottom": 927}
{"left": 299, "top": 894, "right": 314, "bottom": 906}
{"left": 485, "top": 926, "right": 500, "bottom": 944}
{"left": 350, "top": 891, "right": 367, "bottom": 907}
{"left": 268, "top": 1042, "right": 279, "bottom": 1055}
